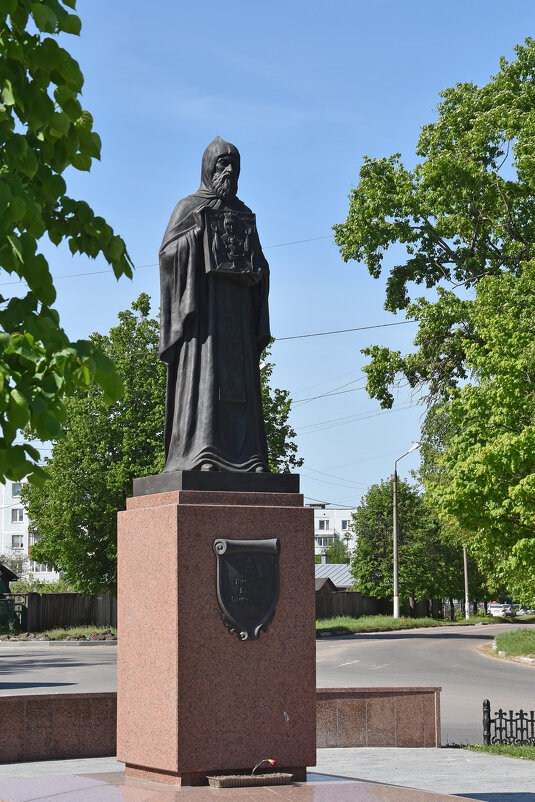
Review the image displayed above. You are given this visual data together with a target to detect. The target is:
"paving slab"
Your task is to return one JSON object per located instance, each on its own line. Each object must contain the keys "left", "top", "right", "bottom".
{"left": 315, "top": 747, "right": 535, "bottom": 801}
{"left": 0, "top": 749, "right": 532, "bottom": 801}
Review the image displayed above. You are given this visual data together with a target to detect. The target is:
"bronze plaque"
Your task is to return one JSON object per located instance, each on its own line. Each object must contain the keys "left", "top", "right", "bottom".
{"left": 213, "top": 538, "right": 280, "bottom": 640}
{"left": 196, "top": 208, "right": 263, "bottom": 282}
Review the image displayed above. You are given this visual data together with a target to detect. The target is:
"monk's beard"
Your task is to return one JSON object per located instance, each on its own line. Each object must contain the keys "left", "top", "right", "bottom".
{"left": 212, "top": 171, "right": 237, "bottom": 200}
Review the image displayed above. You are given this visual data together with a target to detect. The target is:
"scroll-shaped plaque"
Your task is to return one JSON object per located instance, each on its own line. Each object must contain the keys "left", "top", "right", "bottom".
{"left": 213, "top": 538, "right": 280, "bottom": 641}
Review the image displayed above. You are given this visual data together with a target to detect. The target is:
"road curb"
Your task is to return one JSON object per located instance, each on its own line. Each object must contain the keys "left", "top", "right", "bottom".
{"left": 0, "top": 640, "right": 117, "bottom": 647}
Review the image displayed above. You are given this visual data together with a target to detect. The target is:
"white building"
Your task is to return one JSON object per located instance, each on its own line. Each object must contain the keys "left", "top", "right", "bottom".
{"left": 307, "top": 503, "right": 358, "bottom": 556}
{"left": 0, "top": 480, "right": 59, "bottom": 582}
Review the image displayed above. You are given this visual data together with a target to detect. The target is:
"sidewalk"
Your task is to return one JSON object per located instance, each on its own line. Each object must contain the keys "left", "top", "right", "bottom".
{"left": 0, "top": 748, "right": 533, "bottom": 801}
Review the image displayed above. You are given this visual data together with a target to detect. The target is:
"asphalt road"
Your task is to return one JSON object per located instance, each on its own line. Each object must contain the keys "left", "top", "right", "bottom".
{"left": 0, "top": 623, "right": 533, "bottom": 745}
{"left": 316, "top": 622, "right": 535, "bottom": 744}
{"left": 0, "top": 644, "right": 117, "bottom": 695}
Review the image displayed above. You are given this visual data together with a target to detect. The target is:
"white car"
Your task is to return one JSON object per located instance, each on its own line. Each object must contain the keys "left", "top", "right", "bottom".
{"left": 489, "top": 603, "right": 515, "bottom": 617}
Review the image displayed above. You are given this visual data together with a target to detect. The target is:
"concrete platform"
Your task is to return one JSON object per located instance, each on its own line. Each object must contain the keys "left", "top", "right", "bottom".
{"left": 0, "top": 767, "right": 472, "bottom": 801}
{"left": 1, "top": 748, "right": 535, "bottom": 801}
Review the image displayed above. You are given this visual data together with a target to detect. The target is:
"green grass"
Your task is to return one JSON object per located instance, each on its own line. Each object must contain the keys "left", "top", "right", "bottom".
{"left": 495, "top": 628, "right": 535, "bottom": 657}
{"left": 0, "top": 626, "right": 117, "bottom": 640}
{"left": 465, "top": 744, "right": 535, "bottom": 760}
{"left": 316, "top": 613, "right": 535, "bottom": 635}
{"left": 43, "top": 626, "right": 117, "bottom": 640}
{"left": 316, "top": 614, "right": 485, "bottom": 635}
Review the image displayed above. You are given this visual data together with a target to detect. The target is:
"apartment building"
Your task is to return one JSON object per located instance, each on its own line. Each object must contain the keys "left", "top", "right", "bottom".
{"left": 307, "top": 503, "right": 357, "bottom": 556}
{"left": 0, "top": 480, "right": 59, "bottom": 582}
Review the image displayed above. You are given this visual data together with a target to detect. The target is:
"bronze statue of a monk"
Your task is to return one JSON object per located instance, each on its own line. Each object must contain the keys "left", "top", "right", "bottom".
{"left": 159, "top": 137, "right": 271, "bottom": 473}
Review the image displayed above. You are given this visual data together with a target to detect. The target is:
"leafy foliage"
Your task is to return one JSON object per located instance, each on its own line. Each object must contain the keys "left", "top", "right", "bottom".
{"left": 24, "top": 296, "right": 302, "bottom": 593}
{"left": 425, "top": 264, "right": 535, "bottom": 604}
{"left": 326, "top": 538, "right": 350, "bottom": 564}
{"left": 333, "top": 38, "right": 535, "bottom": 408}
{"left": 350, "top": 477, "right": 483, "bottom": 607}
{"left": 10, "top": 576, "right": 75, "bottom": 593}
{"left": 0, "top": 548, "right": 28, "bottom": 577}
{"left": 260, "top": 347, "right": 303, "bottom": 473}
{"left": 0, "top": 1, "right": 133, "bottom": 483}
{"left": 24, "top": 295, "right": 165, "bottom": 593}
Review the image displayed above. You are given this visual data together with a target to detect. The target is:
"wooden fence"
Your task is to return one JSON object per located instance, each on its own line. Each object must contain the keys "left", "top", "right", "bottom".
{"left": 1, "top": 592, "right": 117, "bottom": 632}
{"left": 315, "top": 591, "right": 437, "bottom": 620}
{"left": 315, "top": 591, "right": 391, "bottom": 619}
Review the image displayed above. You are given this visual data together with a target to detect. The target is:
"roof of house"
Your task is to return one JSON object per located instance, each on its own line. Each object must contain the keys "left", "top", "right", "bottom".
{"left": 0, "top": 564, "right": 18, "bottom": 584}
{"left": 315, "top": 577, "right": 337, "bottom": 592}
{"left": 314, "top": 563, "right": 354, "bottom": 589}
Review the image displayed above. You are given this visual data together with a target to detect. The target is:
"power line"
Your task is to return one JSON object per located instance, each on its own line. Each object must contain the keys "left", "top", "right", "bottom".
{"left": 263, "top": 235, "right": 333, "bottom": 249}
{"left": 276, "top": 320, "right": 415, "bottom": 342}
{"left": 302, "top": 464, "right": 369, "bottom": 488}
{"left": 0, "top": 235, "right": 334, "bottom": 288}
{"left": 295, "top": 402, "right": 418, "bottom": 436}
{"left": 294, "top": 379, "right": 367, "bottom": 405}
{"left": 304, "top": 495, "right": 359, "bottom": 509}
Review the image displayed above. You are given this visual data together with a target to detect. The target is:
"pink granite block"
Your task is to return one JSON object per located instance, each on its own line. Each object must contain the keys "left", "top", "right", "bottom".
{"left": 117, "top": 491, "right": 316, "bottom": 784}
{"left": 422, "top": 689, "right": 441, "bottom": 747}
{"left": 117, "top": 502, "right": 180, "bottom": 773}
{"left": 0, "top": 697, "right": 25, "bottom": 762}
{"left": 336, "top": 698, "right": 367, "bottom": 747}
{"left": 394, "top": 693, "right": 425, "bottom": 747}
{"left": 25, "top": 696, "right": 55, "bottom": 759}
{"left": 51, "top": 695, "right": 83, "bottom": 758}
{"left": 78, "top": 695, "right": 116, "bottom": 756}
{"left": 365, "top": 695, "right": 396, "bottom": 747}
{"left": 314, "top": 699, "right": 338, "bottom": 748}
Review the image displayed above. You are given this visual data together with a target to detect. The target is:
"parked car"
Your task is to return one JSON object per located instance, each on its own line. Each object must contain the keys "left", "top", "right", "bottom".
{"left": 489, "top": 603, "right": 515, "bottom": 617}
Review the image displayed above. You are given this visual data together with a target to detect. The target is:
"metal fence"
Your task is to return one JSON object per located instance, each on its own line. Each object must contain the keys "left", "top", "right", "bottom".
{"left": 483, "top": 699, "right": 535, "bottom": 745}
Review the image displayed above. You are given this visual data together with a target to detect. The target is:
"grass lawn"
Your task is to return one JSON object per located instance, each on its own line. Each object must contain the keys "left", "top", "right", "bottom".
{"left": 0, "top": 626, "right": 117, "bottom": 640}
{"left": 315, "top": 614, "right": 525, "bottom": 635}
{"left": 465, "top": 744, "right": 535, "bottom": 760}
{"left": 494, "top": 628, "right": 535, "bottom": 657}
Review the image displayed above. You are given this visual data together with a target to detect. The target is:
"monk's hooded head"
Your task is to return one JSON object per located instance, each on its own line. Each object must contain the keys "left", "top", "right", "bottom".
{"left": 200, "top": 137, "right": 240, "bottom": 200}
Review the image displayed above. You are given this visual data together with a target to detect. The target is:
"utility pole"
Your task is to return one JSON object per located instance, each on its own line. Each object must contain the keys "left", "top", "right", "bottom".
{"left": 393, "top": 443, "right": 420, "bottom": 619}
{"left": 463, "top": 545, "right": 470, "bottom": 620}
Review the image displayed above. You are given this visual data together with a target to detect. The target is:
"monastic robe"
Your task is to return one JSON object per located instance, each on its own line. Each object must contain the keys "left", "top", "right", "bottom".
{"left": 159, "top": 141, "right": 271, "bottom": 472}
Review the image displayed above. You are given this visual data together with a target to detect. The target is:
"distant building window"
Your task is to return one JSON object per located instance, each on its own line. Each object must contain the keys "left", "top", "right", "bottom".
{"left": 11, "top": 535, "right": 23, "bottom": 549}
{"left": 341, "top": 520, "right": 349, "bottom": 530}
{"left": 318, "top": 519, "right": 330, "bottom": 530}
{"left": 11, "top": 508, "right": 23, "bottom": 523}
{"left": 11, "top": 483, "right": 21, "bottom": 497}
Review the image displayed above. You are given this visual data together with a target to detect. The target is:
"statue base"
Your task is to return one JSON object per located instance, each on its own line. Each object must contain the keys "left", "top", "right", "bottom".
{"left": 133, "top": 470, "right": 299, "bottom": 496}
{"left": 117, "top": 488, "right": 316, "bottom": 785}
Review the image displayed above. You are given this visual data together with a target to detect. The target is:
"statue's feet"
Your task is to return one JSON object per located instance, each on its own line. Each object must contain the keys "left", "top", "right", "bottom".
{"left": 255, "top": 465, "right": 267, "bottom": 473}
{"left": 201, "top": 462, "right": 216, "bottom": 471}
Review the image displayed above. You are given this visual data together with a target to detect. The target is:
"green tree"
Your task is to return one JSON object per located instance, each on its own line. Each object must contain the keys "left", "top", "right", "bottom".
{"left": 25, "top": 295, "right": 302, "bottom": 593}
{"left": 326, "top": 538, "right": 350, "bottom": 565}
{"left": 351, "top": 477, "right": 476, "bottom": 612}
{"left": 24, "top": 294, "right": 163, "bottom": 593}
{"left": 0, "top": 548, "right": 28, "bottom": 577}
{"left": 260, "top": 347, "right": 303, "bottom": 473}
{"left": 333, "top": 38, "right": 535, "bottom": 409}
{"left": 0, "top": 1, "right": 132, "bottom": 484}
{"left": 425, "top": 263, "right": 535, "bottom": 605}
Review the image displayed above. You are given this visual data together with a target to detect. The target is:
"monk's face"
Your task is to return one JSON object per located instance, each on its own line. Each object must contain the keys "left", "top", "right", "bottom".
{"left": 212, "top": 154, "right": 239, "bottom": 200}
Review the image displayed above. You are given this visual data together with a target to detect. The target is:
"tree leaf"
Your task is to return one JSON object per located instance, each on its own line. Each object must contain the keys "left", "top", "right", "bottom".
{"left": 30, "top": 3, "right": 57, "bottom": 33}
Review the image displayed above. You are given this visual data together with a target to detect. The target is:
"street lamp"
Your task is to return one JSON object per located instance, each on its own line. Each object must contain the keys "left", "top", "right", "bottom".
{"left": 393, "top": 442, "right": 420, "bottom": 619}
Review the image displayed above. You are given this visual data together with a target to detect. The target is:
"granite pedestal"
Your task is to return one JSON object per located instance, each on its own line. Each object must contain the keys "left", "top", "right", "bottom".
{"left": 116, "top": 486, "right": 316, "bottom": 786}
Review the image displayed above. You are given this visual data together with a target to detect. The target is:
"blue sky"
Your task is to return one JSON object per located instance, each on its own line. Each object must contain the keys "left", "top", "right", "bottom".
{"left": 11, "top": 1, "right": 535, "bottom": 506}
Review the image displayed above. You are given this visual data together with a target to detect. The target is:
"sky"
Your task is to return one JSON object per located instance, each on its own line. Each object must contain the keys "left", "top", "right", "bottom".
{"left": 9, "top": 0, "right": 535, "bottom": 508}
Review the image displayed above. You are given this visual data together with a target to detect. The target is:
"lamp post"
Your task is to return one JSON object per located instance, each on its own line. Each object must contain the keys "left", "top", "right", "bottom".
{"left": 393, "top": 442, "right": 420, "bottom": 619}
